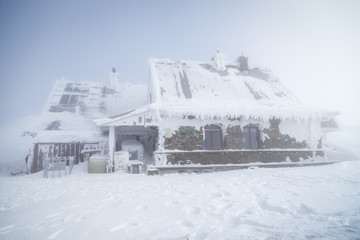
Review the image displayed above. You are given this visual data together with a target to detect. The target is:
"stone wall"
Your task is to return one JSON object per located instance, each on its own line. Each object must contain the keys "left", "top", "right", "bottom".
{"left": 165, "top": 150, "right": 322, "bottom": 165}
{"left": 224, "top": 125, "right": 243, "bottom": 149}
{"left": 164, "top": 126, "right": 204, "bottom": 151}
{"left": 161, "top": 120, "right": 320, "bottom": 165}
{"left": 262, "top": 119, "right": 308, "bottom": 149}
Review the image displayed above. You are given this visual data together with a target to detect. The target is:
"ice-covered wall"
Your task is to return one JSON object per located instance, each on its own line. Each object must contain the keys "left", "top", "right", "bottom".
{"left": 157, "top": 116, "right": 317, "bottom": 150}
{"left": 153, "top": 116, "right": 323, "bottom": 165}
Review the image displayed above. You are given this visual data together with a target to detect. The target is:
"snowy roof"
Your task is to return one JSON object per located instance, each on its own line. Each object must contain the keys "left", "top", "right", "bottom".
{"left": 96, "top": 52, "right": 339, "bottom": 126}
{"left": 26, "top": 111, "right": 104, "bottom": 142}
{"left": 45, "top": 78, "right": 147, "bottom": 118}
{"left": 146, "top": 57, "right": 338, "bottom": 120}
{"left": 95, "top": 105, "right": 157, "bottom": 127}
{"left": 148, "top": 58, "right": 299, "bottom": 105}
{"left": 27, "top": 77, "right": 147, "bottom": 142}
{"left": 97, "top": 55, "right": 339, "bottom": 127}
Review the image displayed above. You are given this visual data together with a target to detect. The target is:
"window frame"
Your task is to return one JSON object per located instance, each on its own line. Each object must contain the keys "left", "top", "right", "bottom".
{"left": 204, "top": 125, "right": 222, "bottom": 150}
{"left": 243, "top": 126, "right": 260, "bottom": 149}
{"left": 59, "top": 94, "right": 80, "bottom": 105}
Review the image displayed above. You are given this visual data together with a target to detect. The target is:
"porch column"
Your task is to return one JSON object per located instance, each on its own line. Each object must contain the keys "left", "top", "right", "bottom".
{"left": 108, "top": 125, "right": 116, "bottom": 173}
{"left": 308, "top": 117, "right": 316, "bottom": 161}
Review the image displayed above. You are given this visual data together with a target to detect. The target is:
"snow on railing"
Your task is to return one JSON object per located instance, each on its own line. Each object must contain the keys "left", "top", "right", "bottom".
{"left": 49, "top": 104, "right": 86, "bottom": 113}
{"left": 43, "top": 156, "right": 75, "bottom": 178}
{"left": 48, "top": 104, "right": 105, "bottom": 117}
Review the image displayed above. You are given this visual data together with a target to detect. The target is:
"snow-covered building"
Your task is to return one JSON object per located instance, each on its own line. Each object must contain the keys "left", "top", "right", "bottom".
{"left": 25, "top": 69, "right": 147, "bottom": 173}
{"left": 96, "top": 52, "right": 339, "bottom": 171}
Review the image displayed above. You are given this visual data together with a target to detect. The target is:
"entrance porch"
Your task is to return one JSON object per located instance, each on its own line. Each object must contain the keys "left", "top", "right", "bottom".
{"left": 108, "top": 125, "right": 158, "bottom": 171}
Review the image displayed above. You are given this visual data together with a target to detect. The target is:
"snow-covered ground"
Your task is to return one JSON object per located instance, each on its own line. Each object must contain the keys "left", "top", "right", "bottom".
{"left": 0, "top": 127, "right": 359, "bottom": 240}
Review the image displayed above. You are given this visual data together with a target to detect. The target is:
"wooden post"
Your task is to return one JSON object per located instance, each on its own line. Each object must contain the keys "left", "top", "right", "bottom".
{"left": 108, "top": 126, "right": 115, "bottom": 173}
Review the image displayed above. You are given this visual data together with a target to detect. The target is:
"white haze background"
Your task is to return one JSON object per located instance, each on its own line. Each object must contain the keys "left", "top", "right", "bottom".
{"left": 0, "top": 0, "right": 360, "bottom": 126}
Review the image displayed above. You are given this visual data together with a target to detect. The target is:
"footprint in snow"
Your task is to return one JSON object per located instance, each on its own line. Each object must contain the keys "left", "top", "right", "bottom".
{"left": 176, "top": 219, "right": 195, "bottom": 228}
{"left": 46, "top": 212, "right": 62, "bottom": 219}
{"left": 110, "top": 223, "right": 130, "bottom": 232}
{"left": 135, "top": 204, "right": 148, "bottom": 212}
{"left": 215, "top": 202, "right": 233, "bottom": 210}
{"left": 110, "top": 223, "right": 137, "bottom": 232}
{"left": 47, "top": 228, "right": 64, "bottom": 240}
{"left": 226, "top": 215, "right": 242, "bottom": 228}
{"left": 258, "top": 199, "right": 287, "bottom": 214}
{"left": 184, "top": 206, "right": 201, "bottom": 215}
{"left": 295, "top": 204, "right": 316, "bottom": 215}
{"left": 242, "top": 219, "right": 273, "bottom": 229}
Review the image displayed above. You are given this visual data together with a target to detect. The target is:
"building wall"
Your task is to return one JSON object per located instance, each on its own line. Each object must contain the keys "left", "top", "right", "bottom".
{"left": 159, "top": 117, "right": 322, "bottom": 165}
{"left": 30, "top": 142, "right": 100, "bottom": 173}
{"left": 262, "top": 119, "right": 308, "bottom": 149}
{"left": 164, "top": 150, "right": 323, "bottom": 165}
{"left": 224, "top": 125, "right": 243, "bottom": 149}
{"left": 163, "top": 126, "right": 204, "bottom": 151}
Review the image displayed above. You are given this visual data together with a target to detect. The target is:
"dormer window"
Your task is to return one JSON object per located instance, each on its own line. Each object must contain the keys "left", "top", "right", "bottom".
{"left": 68, "top": 95, "right": 79, "bottom": 105}
{"left": 59, "top": 94, "right": 70, "bottom": 105}
{"left": 64, "top": 83, "right": 89, "bottom": 93}
{"left": 59, "top": 94, "right": 79, "bottom": 105}
{"left": 45, "top": 121, "right": 61, "bottom": 130}
{"left": 73, "top": 87, "right": 80, "bottom": 92}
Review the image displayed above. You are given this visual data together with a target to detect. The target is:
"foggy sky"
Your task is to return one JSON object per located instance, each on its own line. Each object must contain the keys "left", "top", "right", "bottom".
{"left": 0, "top": 0, "right": 359, "bottom": 126}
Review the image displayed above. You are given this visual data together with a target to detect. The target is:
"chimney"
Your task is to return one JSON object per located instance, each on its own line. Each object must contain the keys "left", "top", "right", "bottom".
{"left": 109, "top": 67, "right": 120, "bottom": 91}
{"left": 212, "top": 50, "right": 226, "bottom": 71}
{"left": 238, "top": 54, "right": 249, "bottom": 72}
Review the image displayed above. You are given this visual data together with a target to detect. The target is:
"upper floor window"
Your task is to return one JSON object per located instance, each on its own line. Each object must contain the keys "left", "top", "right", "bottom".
{"left": 204, "top": 125, "right": 222, "bottom": 150}
{"left": 59, "top": 94, "right": 70, "bottom": 105}
{"left": 59, "top": 94, "right": 79, "bottom": 105}
{"left": 64, "top": 83, "right": 89, "bottom": 94}
{"left": 243, "top": 126, "right": 259, "bottom": 149}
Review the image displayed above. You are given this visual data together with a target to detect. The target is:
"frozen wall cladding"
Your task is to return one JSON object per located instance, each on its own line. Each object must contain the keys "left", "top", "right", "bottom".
{"left": 158, "top": 115, "right": 323, "bottom": 151}
{"left": 279, "top": 119, "right": 309, "bottom": 143}
{"left": 279, "top": 119, "right": 322, "bottom": 148}
{"left": 158, "top": 116, "right": 270, "bottom": 143}
{"left": 159, "top": 105, "right": 324, "bottom": 126}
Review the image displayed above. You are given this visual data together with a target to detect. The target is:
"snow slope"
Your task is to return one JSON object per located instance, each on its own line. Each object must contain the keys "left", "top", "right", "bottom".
{"left": 0, "top": 127, "right": 359, "bottom": 240}
{"left": 326, "top": 126, "right": 360, "bottom": 160}
{"left": 0, "top": 161, "right": 359, "bottom": 240}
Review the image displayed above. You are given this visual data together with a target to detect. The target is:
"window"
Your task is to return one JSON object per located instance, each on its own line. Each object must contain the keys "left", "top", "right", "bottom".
{"left": 204, "top": 125, "right": 222, "bottom": 150}
{"left": 243, "top": 126, "right": 259, "bottom": 149}
{"left": 64, "top": 84, "right": 89, "bottom": 94}
{"left": 59, "top": 94, "right": 70, "bottom": 105}
{"left": 129, "top": 150, "right": 139, "bottom": 160}
{"left": 178, "top": 126, "right": 195, "bottom": 137}
{"left": 73, "top": 87, "right": 80, "bottom": 92}
{"left": 59, "top": 94, "right": 79, "bottom": 105}
{"left": 64, "top": 83, "right": 73, "bottom": 92}
{"left": 45, "top": 121, "right": 61, "bottom": 130}
{"left": 68, "top": 95, "right": 79, "bottom": 105}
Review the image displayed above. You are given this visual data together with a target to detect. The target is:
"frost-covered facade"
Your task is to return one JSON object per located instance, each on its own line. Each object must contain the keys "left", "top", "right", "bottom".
{"left": 97, "top": 52, "right": 339, "bottom": 170}
{"left": 25, "top": 69, "right": 147, "bottom": 173}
